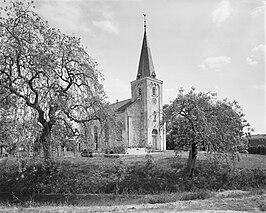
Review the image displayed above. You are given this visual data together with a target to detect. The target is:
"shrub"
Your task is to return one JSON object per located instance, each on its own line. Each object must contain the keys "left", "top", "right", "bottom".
{"left": 248, "top": 146, "right": 266, "bottom": 155}
{"left": 0, "top": 156, "right": 266, "bottom": 198}
{"left": 106, "top": 146, "right": 125, "bottom": 154}
{"left": 179, "top": 191, "right": 212, "bottom": 201}
{"left": 0, "top": 158, "right": 61, "bottom": 195}
{"left": 180, "top": 160, "right": 266, "bottom": 191}
{"left": 145, "top": 194, "right": 178, "bottom": 204}
{"left": 113, "top": 146, "right": 126, "bottom": 154}
{"left": 116, "top": 158, "right": 185, "bottom": 194}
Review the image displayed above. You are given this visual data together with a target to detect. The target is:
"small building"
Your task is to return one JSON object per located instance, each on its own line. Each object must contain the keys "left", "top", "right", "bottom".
{"left": 248, "top": 134, "right": 266, "bottom": 147}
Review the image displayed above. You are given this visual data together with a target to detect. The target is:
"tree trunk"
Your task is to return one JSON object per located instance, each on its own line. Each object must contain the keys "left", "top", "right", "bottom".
{"left": 40, "top": 123, "right": 52, "bottom": 160}
{"left": 187, "top": 143, "right": 198, "bottom": 177}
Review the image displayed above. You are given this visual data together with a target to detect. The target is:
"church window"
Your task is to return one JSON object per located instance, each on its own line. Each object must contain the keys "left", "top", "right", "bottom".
{"left": 152, "top": 129, "right": 158, "bottom": 135}
{"left": 104, "top": 125, "right": 109, "bottom": 144}
{"left": 138, "top": 88, "right": 142, "bottom": 96}
{"left": 94, "top": 126, "right": 98, "bottom": 150}
{"left": 153, "top": 111, "right": 157, "bottom": 122}
{"left": 152, "top": 129, "right": 158, "bottom": 150}
{"left": 152, "top": 86, "right": 156, "bottom": 96}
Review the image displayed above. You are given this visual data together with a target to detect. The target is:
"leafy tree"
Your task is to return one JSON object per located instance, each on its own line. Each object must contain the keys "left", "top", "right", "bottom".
{"left": 0, "top": 1, "right": 107, "bottom": 160}
{"left": 0, "top": 87, "right": 16, "bottom": 155}
{"left": 163, "top": 87, "right": 251, "bottom": 177}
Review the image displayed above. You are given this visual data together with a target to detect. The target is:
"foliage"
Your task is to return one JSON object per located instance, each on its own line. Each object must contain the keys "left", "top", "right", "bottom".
{"left": 0, "top": 156, "right": 266, "bottom": 197}
{"left": 163, "top": 87, "right": 251, "bottom": 176}
{"left": 0, "top": 1, "right": 108, "bottom": 159}
{"left": 143, "top": 191, "right": 212, "bottom": 204}
{"left": 0, "top": 158, "right": 60, "bottom": 195}
{"left": 248, "top": 146, "right": 266, "bottom": 155}
{"left": 164, "top": 88, "right": 250, "bottom": 151}
{"left": 106, "top": 146, "right": 126, "bottom": 154}
{"left": 0, "top": 87, "right": 42, "bottom": 156}
{"left": 179, "top": 191, "right": 212, "bottom": 201}
{"left": 0, "top": 88, "right": 17, "bottom": 154}
{"left": 107, "top": 157, "right": 183, "bottom": 194}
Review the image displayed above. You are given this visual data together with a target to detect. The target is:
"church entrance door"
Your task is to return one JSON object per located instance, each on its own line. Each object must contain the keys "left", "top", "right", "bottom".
{"left": 152, "top": 129, "right": 158, "bottom": 150}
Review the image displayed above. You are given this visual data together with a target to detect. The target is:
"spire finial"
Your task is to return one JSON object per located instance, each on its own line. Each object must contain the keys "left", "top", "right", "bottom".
{"left": 143, "top": 14, "right": 146, "bottom": 31}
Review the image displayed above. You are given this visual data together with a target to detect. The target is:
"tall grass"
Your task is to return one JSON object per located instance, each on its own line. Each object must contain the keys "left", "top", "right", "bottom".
{"left": 0, "top": 154, "right": 265, "bottom": 199}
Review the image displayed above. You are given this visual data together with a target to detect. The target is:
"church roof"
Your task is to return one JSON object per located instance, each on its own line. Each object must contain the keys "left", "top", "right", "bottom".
{"left": 136, "top": 28, "right": 156, "bottom": 79}
{"left": 109, "top": 98, "right": 133, "bottom": 113}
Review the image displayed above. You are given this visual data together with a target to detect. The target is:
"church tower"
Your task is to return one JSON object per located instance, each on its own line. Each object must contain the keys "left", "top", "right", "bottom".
{"left": 130, "top": 15, "right": 166, "bottom": 150}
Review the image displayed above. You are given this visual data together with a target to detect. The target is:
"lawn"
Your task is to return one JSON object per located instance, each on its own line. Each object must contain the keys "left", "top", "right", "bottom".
{"left": 57, "top": 150, "right": 266, "bottom": 170}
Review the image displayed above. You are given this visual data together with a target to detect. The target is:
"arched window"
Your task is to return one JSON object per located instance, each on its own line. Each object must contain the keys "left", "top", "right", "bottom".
{"left": 153, "top": 111, "right": 157, "bottom": 122}
{"left": 94, "top": 126, "right": 98, "bottom": 150}
{"left": 152, "top": 129, "right": 158, "bottom": 135}
{"left": 104, "top": 125, "right": 109, "bottom": 145}
{"left": 138, "top": 88, "right": 142, "bottom": 96}
{"left": 152, "top": 87, "right": 156, "bottom": 96}
{"left": 152, "top": 129, "right": 158, "bottom": 150}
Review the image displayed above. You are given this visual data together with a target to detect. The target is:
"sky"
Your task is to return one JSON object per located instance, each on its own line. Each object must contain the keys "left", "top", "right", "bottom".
{"left": 4, "top": 0, "right": 266, "bottom": 133}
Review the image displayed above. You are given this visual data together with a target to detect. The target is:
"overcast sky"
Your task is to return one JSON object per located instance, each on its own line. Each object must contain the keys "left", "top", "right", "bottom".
{"left": 9, "top": 0, "right": 266, "bottom": 133}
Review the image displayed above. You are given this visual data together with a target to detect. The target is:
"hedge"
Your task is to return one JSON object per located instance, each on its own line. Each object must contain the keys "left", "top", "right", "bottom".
{"left": 248, "top": 146, "right": 266, "bottom": 155}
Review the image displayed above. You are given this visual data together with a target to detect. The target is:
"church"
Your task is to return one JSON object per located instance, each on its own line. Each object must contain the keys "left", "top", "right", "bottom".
{"left": 80, "top": 20, "right": 166, "bottom": 154}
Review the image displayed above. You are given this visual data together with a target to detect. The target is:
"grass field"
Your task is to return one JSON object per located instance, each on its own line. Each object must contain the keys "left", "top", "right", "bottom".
{"left": 57, "top": 150, "right": 266, "bottom": 169}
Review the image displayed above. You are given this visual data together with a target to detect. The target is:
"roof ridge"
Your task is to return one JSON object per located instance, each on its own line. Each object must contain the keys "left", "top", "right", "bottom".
{"left": 109, "top": 98, "right": 131, "bottom": 106}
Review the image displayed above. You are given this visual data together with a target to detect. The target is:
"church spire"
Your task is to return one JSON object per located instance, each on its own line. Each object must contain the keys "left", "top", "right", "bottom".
{"left": 136, "top": 14, "right": 156, "bottom": 80}
{"left": 143, "top": 13, "right": 146, "bottom": 31}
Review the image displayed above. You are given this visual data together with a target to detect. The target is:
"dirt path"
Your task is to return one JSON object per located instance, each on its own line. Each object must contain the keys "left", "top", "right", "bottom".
{"left": 1, "top": 193, "right": 265, "bottom": 213}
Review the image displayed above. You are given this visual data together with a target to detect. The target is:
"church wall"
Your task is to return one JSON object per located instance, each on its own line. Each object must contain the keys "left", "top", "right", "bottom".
{"left": 115, "top": 112, "right": 128, "bottom": 148}
{"left": 130, "top": 77, "right": 165, "bottom": 150}
{"left": 146, "top": 78, "right": 164, "bottom": 150}
{"left": 130, "top": 79, "right": 148, "bottom": 147}
{"left": 157, "top": 81, "right": 166, "bottom": 150}
{"left": 101, "top": 112, "right": 127, "bottom": 152}
{"left": 126, "top": 100, "right": 144, "bottom": 148}
{"left": 79, "top": 120, "right": 106, "bottom": 152}
{"left": 142, "top": 80, "right": 148, "bottom": 147}
{"left": 161, "top": 123, "right": 166, "bottom": 150}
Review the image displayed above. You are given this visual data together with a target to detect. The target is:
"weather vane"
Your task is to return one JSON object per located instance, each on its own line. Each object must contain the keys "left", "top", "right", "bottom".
{"left": 143, "top": 14, "right": 146, "bottom": 30}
